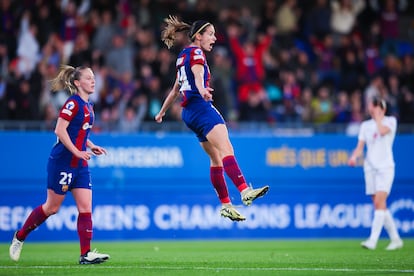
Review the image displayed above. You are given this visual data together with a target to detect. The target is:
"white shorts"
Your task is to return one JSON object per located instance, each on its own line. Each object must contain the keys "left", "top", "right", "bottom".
{"left": 364, "top": 167, "right": 395, "bottom": 195}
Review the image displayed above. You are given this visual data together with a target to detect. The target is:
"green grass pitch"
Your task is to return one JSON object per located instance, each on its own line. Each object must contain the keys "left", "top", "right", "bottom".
{"left": 1, "top": 239, "right": 413, "bottom": 275}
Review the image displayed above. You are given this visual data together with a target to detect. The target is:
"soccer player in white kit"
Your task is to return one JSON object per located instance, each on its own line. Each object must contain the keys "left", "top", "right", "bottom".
{"left": 348, "top": 97, "right": 403, "bottom": 250}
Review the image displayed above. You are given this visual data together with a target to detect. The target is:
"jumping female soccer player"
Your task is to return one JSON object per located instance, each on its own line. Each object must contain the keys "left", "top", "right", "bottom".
{"left": 9, "top": 65, "right": 110, "bottom": 264}
{"left": 348, "top": 97, "right": 403, "bottom": 250}
{"left": 155, "top": 16, "right": 269, "bottom": 221}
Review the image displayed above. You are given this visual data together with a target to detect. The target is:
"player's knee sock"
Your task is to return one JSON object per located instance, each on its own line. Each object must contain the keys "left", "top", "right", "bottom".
{"left": 384, "top": 209, "right": 401, "bottom": 241}
{"left": 223, "top": 155, "right": 248, "bottom": 192}
{"left": 78, "top": 212, "right": 92, "bottom": 255}
{"left": 17, "top": 205, "right": 48, "bottom": 241}
{"left": 210, "top": 166, "right": 230, "bottom": 204}
{"left": 368, "top": 209, "right": 385, "bottom": 243}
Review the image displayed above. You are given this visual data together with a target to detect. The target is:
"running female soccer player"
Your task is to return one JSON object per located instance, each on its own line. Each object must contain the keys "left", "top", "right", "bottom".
{"left": 9, "top": 65, "right": 110, "bottom": 264}
{"left": 348, "top": 97, "right": 403, "bottom": 250}
{"left": 155, "top": 16, "right": 269, "bottom": 221}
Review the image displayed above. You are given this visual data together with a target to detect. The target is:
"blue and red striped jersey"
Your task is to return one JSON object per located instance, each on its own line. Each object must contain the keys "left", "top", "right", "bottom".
{"left": 50, "top": 94, "right": 94, "bottom": 168}
{"left": 176, "top": 46, "right": 211, "bottom": 107}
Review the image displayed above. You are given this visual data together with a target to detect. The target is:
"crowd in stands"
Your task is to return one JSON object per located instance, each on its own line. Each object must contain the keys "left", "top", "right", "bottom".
{"left": 0, "top": 0, "right": 414, "bottom": 133}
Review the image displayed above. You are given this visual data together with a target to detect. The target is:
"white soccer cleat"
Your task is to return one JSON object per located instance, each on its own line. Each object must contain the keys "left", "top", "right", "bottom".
{"left": 79, "top": 249, "right": 110, "bottom": 265}
{"left": 9, "top": 231, "right": 24, "bottom": 261}
{"left": 385, "top": 239, "right": 403, "bottom": 251}
{"left": 241, "top": 185, "right": 269, "bottom": 206}
{"left": 220, "top": 204, "right": 246, "bottom": 221}
{"left": 360, "top": 239, "right": 376, "bottom": 250}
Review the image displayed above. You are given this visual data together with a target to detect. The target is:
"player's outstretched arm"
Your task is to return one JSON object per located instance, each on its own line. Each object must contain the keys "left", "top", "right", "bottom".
{"left": 348, "top": 140, "right": 365, "bottom": 166}
{"left": 155, "top": 79, "right": 180, "bottom": 123}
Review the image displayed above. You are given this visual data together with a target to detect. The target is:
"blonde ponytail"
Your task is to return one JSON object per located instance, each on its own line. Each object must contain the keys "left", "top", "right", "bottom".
{"left": 50, "top": 65, "right": 87, "bottom": 95}
{"left": 161, "top": 15, "right": 191, "bottom": 49}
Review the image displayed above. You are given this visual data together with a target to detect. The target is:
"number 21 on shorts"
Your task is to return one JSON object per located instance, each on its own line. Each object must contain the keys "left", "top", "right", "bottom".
{"left": 59, "top": 172, "right": 73, "bottom": 192}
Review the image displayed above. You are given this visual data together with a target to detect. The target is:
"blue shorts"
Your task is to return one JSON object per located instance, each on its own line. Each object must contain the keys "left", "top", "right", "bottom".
{"left": 182, "top": 102, "right": 225, "bottom": 142}
{"left": 47, "top": 158, "right": 92, "bottom": 195}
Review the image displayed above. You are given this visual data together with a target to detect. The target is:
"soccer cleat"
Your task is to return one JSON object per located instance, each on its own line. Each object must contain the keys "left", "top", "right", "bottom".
{"left": 79, "top": 249, "right": 110, "bottom": 265}
{"left": 220, "top": 204, "right": 246, "bottom": 221}
{"left": 360, "top": 239, "right": 376, "bottom": 250}
{"left": 385, "top": 239, "right": 403, "bottom": 251}
{"left": 241, "top": 185, "right": 269, "bottom": 206}
{"left": 9, "top": 231, "right": 24, "bottom": 261}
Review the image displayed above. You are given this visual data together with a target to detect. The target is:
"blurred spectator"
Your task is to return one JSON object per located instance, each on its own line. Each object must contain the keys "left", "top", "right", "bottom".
{"left": 399, "top": 88, "right": 414, "bottom": 123}
{"left": 118, "top": 92, "right": 147, "bottom": 133}
{"left": 0, "top": 0, "right": 413, "bottom": 132}
{"left": 345, "top": 88, "right": 365, "bottom": 136}
{"left": 330, "top": 0, "right": 365, "bottom": 39}
{"left": 17, "top": 11, "right": 40, "bottom": 77}
{"left": 9, "top": 78, "right": 38, "bottom": 120}
{"left": 281, "top": 70, "right": 301, "bottom": 102}
{"left": 297, "top": 86, "right": 314, "bottom": 123}
{"left": 363, "top": 73, "right": 383, "bottom": 113}
{"left": 349, "top": 89, "right": 364, "bottom": 123}
{"left": 332, "top": 90, "right": 352, "bottom": 123}
{"left": 38, "top": 34, "right": 63, "bottom": 69}
{"left": 400, "top": 54, "right": 414, "bottom": 91}
{"left": 155, "top": 48, "right": 176, "bottom": 91}
{"left": 33, "top": 3, "right": 58, "bottom": 48}
{"left": 60, "top": 1, "right": 79, "bottom": 63}
{"left": 68, "top": 31, "right": 93, "bottom": 67}
{"left": 92, "top": 9, "right": 117, "bottom": 56}
{"left": 311, "top": 85, "right": 335, "bottom": 123}
{"left": 293, "top": 50, "right": 317, "bottom": 89}
{"left": 364, "top": 21, "right": 383, "bottom": 76}
{"left": 274, "top": 0, "right": 298, "bottom": 49}
{"left": 258, "top": 0, "right": 278, "bottom": 33}
{"left": 370, "top": 0, "right": 408, "bottom": 42}
{"left": 89, "top": 62, "right": 107, "bottom": 105}
{"left": 385, "top": 74, "right": 401, "bottom": 117}
{"left": 105, "top": 33, "right": 134, "bottom": 85}
{"left": 378, "top": 54, "right": 402, "bottom": 84}
{"left": 275, "top": 69, "right": 302, "bottom": 122}
{"left": 144, "top": 75, "right": 163, "bottom": 121}
{"left": 132, "top": 0, "right": 154, "bottom": 27}
{"left": 0, "top": 0, "right": 18, "bottom": 61}
{"left": 238, "top": 90, "right": 271, "bottom": 122}
{"left": 226, "top": 23, "right": 273, "bottom": 111}
{"left": 339, "top": 48, "right": 365, "bottom": 92}
{"left": 98, "top": 85, "right": 122, "bottom": 132}
{"left": 313, "top": 34, "right": 339, "bottom": 88}
{"left": 210, "top": 47, "right": 236, "bottom": 121}
{"left": 306, "top": 0, "right": 332, "bottom": 40}
{"left": 0, "top": 41, "right": 9, "bottom": 79}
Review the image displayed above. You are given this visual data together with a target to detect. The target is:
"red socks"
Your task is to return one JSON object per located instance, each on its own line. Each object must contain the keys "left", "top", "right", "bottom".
{"left": 223, "top": 155, "right": 248, "bottom": 192}
{"left": 17, "top": 205, "right": 48, "bottom": 241}
{"left": 78, "top": 212, "right": 92, "bottom": 255}
{"left": 16, "top": 206, "right": 93, "bottom": 256}
{"left": 210, "top": 166, "right": 230, "bottom": 204}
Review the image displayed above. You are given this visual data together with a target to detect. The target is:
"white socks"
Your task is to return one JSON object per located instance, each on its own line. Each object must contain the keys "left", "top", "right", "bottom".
{"left": 383, "top": 209, "right": 401, "bottom": 241}
{"left": 368, "top": 210, "right": 385, "bottom": 243}
{"left": 368, "top": 209, "right": 402, "bottom": 244}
